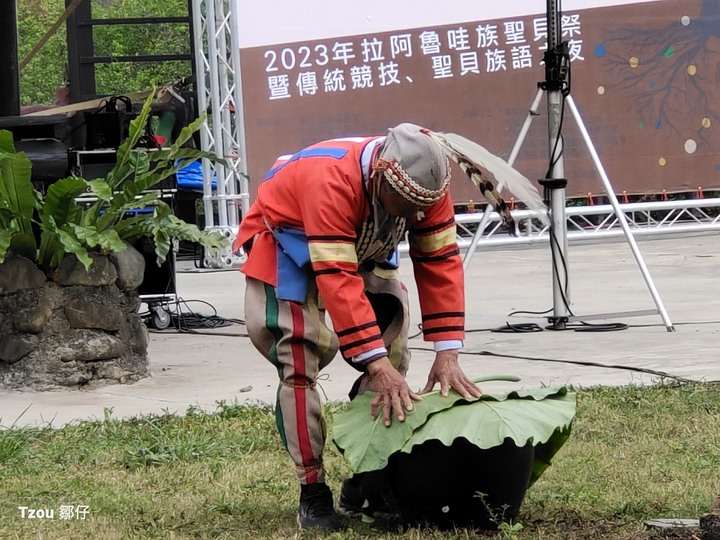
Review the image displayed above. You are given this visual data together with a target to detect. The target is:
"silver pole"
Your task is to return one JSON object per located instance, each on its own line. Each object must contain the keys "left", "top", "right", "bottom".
{"left": 565, "top": 95, "right": 675, "bottom": 331}
{"left": 205, "top": 0, "right": 229, "bottom": 229}
{"left": 508, "top": 86, "right": 544, "bottom": 166}
{"left": 543, "top": 0, "right": 571, "bottom": 329}
{"left": 216, "top": 2, "right": 238, "bottom": 228}
{"left": 190, "top": 0, "right": 215, "bottom": 228}
{"left": 462, "top": 204, "right": 493, "bottom": 270}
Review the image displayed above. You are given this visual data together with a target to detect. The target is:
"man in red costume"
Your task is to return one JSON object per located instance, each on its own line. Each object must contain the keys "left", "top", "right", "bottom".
{"left": 234, "top": 123, "right": 482, "bottom": 530}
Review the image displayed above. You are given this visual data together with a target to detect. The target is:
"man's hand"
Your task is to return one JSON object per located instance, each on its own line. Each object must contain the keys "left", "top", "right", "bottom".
{"left": 366, "top": 357, "right": 421, "bottom": 427}
{"left": 421, "top": 350, "right": 482, "bottom": 399}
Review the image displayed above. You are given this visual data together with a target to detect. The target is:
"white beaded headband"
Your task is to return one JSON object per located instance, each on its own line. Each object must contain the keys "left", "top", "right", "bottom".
{"left": 373, "top": 156, "right": 451, "bottom": 206}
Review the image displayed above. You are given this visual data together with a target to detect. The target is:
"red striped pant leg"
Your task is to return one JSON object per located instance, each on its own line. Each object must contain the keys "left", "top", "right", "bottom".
{"left": 244, "top": 277, "right": 338, "bottom": 485}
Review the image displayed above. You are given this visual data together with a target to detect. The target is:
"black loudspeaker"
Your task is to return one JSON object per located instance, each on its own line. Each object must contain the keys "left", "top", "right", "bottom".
{"left": 132, "top": 236, "right": 176, "bottom": 299}
{"left": 71, "top": 149, "right": 117, "bottom": 180}
{"left": 84, "top": 96, "right": 137, "bottom": 150}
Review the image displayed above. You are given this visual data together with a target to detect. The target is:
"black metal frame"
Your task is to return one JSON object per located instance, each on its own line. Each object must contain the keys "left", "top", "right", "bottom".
{"left": 0, "top": 0, "right": 20, "bottom": 116}
{"left": 65, "top": 0, "right": 196, "bottom": 103}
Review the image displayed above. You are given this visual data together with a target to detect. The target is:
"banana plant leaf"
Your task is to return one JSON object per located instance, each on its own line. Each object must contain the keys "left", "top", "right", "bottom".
{"left": 332, "top": 377, "right": 576, "bottom": 478}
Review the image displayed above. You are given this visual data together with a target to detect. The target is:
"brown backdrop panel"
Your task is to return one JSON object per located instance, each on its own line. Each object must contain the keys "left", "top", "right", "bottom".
{"left": 240, "top": 0, "right": 720, "bottom": 204}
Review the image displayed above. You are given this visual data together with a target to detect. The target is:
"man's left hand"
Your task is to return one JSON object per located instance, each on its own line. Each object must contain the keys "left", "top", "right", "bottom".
{"left": 421, "top": 350, "right": 482, "bottom": 399}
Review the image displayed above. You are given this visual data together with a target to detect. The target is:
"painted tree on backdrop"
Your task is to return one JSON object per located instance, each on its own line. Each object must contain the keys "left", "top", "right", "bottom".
{"left": 599, "top": 0, "right": 720, "bottom": 149}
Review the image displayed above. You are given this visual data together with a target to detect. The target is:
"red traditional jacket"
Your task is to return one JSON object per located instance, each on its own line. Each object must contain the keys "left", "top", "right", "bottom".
{"left": 234, "top": 136, "right": 465, "bottom": 359}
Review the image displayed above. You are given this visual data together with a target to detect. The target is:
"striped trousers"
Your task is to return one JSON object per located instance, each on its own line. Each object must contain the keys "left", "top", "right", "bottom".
{"left": 244, "top": 269, "right": 410, "bottom": 484}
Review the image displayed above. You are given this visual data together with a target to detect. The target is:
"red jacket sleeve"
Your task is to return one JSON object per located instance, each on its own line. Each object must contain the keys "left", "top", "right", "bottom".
{"left": 296, "top": 161, "right": 386, "bottom": 360}
{"left": 408, "top": 192, "right": 465, "bottom": 342}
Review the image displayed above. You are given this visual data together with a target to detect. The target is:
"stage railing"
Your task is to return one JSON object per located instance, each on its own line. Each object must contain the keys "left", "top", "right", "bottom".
{"left": 397, "top": 197, "right": 720, "bottom": 253}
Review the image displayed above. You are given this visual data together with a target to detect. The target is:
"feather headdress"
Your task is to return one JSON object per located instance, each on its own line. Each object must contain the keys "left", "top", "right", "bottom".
{"left": 422, "top": 129, "right": 549, "bottom": 230}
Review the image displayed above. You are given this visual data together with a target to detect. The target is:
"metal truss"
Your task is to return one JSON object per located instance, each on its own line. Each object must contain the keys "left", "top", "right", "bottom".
{"left": 191, "top": 0, "right": 249, "bottom": 267}
{"left": 398, "top": 198, "right": 720, "bottom": 253}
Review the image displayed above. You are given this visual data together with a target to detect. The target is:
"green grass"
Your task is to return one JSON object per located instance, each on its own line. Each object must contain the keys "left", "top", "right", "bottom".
{"left": 1, "top": 384, "right": 719, "bottom": 539}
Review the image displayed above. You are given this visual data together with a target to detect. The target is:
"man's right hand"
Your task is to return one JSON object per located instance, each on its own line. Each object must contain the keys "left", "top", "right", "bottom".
{"left": 366, "top": 357, "right": 421, "bottom": 427}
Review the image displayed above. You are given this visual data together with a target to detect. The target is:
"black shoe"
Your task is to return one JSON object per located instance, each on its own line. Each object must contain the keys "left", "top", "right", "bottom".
{"left": 338, "top": 474, "right": 401, "bottom": 525}
{"left": 297, "top": 483, "right": 345, "bottom": 531}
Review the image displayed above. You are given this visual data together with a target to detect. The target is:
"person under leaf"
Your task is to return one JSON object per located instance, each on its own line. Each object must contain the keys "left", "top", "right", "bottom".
{"left": 233, "top": 122, "right": 543, "bottom": 531}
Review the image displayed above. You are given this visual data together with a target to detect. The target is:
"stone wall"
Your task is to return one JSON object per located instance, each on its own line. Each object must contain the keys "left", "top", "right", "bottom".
{"left": 0, "top": 247, "right": 150, "bottom": 390}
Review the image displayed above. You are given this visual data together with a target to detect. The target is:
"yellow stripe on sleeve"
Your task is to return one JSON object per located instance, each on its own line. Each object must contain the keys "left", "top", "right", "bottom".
{"left": 309, "top": 242, "right": 358, "bottom": 264}
{"left": 410, "top": 225, "right": 457, "bottom": 253}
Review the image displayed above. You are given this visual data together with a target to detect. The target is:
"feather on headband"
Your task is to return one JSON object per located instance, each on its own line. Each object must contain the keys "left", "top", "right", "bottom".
{"left": 422, "top": 129, "right": 549, "bottom": 231}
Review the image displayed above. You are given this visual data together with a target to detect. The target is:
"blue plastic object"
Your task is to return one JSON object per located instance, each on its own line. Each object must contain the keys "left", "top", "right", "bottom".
{"left": 175, "top": 160, "right": 217, "bottom": 192}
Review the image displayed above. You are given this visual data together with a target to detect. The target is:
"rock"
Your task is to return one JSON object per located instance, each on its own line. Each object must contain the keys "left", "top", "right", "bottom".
{"left": 51, "top": 254, "right": 118, "bottom": 286}
{"left": 0, "top": 258, "right": 149, "bottom": 389}
{"left": 57, "top": 372, "right": 93, "bottom": 387}
{"left": 64, "top": 299, "right": 124, "bottom": 331}
{"left": 119, "top": 373, "right": 142, "bottom": 384}
{"left": 0, "top": 255, "right": 47, "bottom": 295}
{"left": 14, "top": 304, "right": 54, "bottom": 333}
{"left": 92, "top": 362, "right": 128, "bottom": 380}
{"left": 110, "top": 243, "right": 146, "bottom": 291}
{"left": 0, "top": 333, "right": 40, "bottom": 363}
{"left": 57, "top": 331, "right": 126, "bottom": 362}
{"left": 123, "top": 317, "right": 149, "bottom": 355}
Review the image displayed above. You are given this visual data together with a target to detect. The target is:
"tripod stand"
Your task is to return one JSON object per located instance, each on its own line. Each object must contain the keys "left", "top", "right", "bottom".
{"left": 463, "top": 0, "right": 674, "bottom": 332}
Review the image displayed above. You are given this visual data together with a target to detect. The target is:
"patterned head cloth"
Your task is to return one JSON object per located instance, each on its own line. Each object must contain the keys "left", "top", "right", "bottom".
{"left": 374, "top": 123, "right": 452, "bottom": 207}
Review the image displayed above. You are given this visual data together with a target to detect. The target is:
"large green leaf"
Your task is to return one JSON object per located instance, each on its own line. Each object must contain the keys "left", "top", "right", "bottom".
{"left": 333, "top": 376, "right": 520, "bottom": 474}
{"left": 0, "top": 151, "right": 35, "bottom": 222}
{"left": 401, "top": 389, "right": 576, "bottom": 486}
{"left": 55, "top": 228, "right": 93, "bottom": 270}
{"left": 0, "top": 130, "right": 15, "bottom": 153}
{"left": 169, "top": 113, "right": 207, "bottom": 151}
{"left": 0, "top": 140, "right": 37, "bottom": 260}
{"left": 67, "top": 224, "right": 127, "bottom": 254}
{"left": 0, "top": 229, "right": 13, "bottom": 263}
{"left": 332, "top": 381, "right": 576, "bottom": 475}
{"left": 41, "top": 177, "right": 86, "bottom": 226}
{"left": 111, "top": 213, "right": 155, "bottom": 240}
{"left": 405, "top": 388, "right": 574, "bottom": 451}
{"left": 152, "top": 229, "right": 171, "bottom": 265}
{"left": 121, "top": 191, "right": 162, "bottom": 214}
{"left": 108, "top": 93, "right": 154, "bottom": 188}
{"left": 38, "top": 178, "right": 88, "bottom": 268}
{"left": 0, "top": 209, "right": 15, "bottom": 229}
{"left": 87, "top": 179, "right": 114, "bottom": 202}
{"left": 39, "top": 216, "right": 68, "bottom": 270}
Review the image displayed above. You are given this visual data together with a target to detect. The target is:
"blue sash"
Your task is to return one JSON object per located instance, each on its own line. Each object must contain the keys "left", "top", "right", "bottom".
{"left": 272, "top": 227, "right": 399, "bottom": 301}
{"left": 273, "top": 228, "right": 311, "bottom": 302}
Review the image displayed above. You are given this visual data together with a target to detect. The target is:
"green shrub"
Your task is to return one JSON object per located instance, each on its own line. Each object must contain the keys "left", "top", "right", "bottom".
{"left": 0, "top": 92, "right": 227, "bottom": 270}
